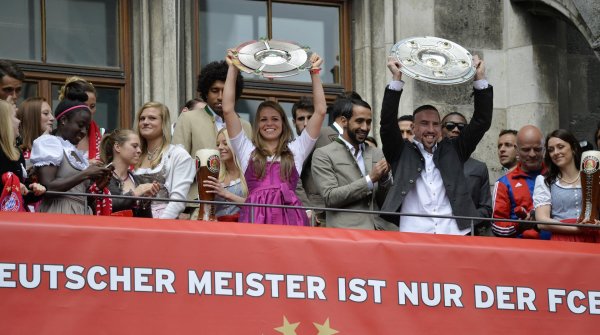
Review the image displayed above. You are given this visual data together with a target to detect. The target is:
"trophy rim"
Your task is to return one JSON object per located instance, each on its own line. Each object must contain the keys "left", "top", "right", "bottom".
{"left": 390, "top": 36, "right": 476, "bottom": 85}
{"left": 231, "top": 39, "right": 312, "bottom": 79}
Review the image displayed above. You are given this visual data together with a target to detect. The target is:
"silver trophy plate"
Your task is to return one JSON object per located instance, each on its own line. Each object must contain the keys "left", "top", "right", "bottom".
{"left": 390, "top": 36, "right": 476, "bottom": 85}
{"left": 232, "top": 39, "right": 312, "bottom": 78}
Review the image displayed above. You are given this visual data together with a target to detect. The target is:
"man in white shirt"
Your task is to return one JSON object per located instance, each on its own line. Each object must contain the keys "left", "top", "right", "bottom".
{"left": 379, "top": 56, "right": 493, "bottom": 235}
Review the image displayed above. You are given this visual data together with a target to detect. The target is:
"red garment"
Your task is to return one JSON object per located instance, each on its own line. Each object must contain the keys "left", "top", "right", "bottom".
{"left": 89, "top": 182, "right": 112, "bottom": 216}
{"left": 552, "top": 218, "right": 599, "bottom": 243}
{"left": 88, "top": 120, "right": 102, "bottom": 161}
{"left": 492, "top": 163, "right": 546, "bottom": 238}
{"left": 0, "top": 172, "right": 26, "bottom": 212}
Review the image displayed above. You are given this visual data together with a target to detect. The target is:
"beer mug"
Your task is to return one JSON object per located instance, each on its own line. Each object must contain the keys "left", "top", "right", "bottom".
{"left": 578, "top": 150, "right": 600, "bottom": 223}
{"left": 195, "top": 149, "right": 221, "bottom": 221}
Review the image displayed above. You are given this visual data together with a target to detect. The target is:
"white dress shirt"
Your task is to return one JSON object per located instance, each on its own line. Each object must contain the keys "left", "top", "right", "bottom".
{"left": 399, "top": 141, "right": 470, "bottom": 235}
{"left": 337, "top": 136, "right": 374, "bottom": 190}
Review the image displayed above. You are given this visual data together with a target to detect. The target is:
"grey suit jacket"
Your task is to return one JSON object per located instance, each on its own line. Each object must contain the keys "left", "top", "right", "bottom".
{"left": 311, "top": 140, "right": 394, "bottom": 230}
{"left": 295, "top": 126, "right": 340, "bottom": 210}
{"left": 380, "top": 86, "right": 494, "bottom": 229}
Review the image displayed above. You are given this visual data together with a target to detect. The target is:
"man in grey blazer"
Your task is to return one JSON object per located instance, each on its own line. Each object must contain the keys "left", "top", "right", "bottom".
{"left": 312, "top": 96, "right": 394, "bottom": 230}
{"left": 441, "top": 112, "right": 493, "bottom": 236}
{"left": 294, "top": 95, "right": 357, "bottom": 225}
{"left": 380, "top": 56, "right": 493, "bottom": 235}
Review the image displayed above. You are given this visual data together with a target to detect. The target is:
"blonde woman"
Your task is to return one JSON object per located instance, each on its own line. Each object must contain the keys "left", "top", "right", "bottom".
{"left": 202, "top": 128, "right": 247, "bottom": 221}
{"left": 133, "top": 102, "right": 195, "bottom": 219}
{"left": 0, "top": 100, "right": 45, "bottom": 211}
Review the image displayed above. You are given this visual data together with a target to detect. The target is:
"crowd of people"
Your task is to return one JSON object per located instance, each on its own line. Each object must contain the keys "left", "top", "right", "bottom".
{"left": 1, "top": 54, "right": 599, "bottom": 243}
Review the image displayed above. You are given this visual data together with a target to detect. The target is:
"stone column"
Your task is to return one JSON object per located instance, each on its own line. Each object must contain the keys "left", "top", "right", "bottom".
{"left": 132, "top": 0, "right": 195, "bottom": 124}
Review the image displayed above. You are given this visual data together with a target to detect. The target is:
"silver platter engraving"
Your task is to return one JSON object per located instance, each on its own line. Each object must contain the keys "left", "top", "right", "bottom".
{"left": 391, "top": 36, "right": 476, "bottom": 85}
{"left": 232, "top": 39, "right": 312, "bottom": 78}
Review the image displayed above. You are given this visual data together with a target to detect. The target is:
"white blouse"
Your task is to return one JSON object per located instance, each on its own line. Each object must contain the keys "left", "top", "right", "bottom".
{"left": 30, "top": 134, "right": 89, "bottom": 170}
{"left": 133, "top": 144, "right": 195, "bottom": 219}
{"left": 230, "top": 129, "right": 317, "bottom": 175}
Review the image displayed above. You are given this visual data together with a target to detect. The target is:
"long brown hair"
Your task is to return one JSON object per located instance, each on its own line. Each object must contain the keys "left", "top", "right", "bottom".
{"left": 17, "top": 97, "right": 47, "bottom": 152}
{"left": 543, "top": 129, "right": 582, "bottom": 187}
{"left": 135, "top": 102, "right": 171, "bottom": 169}
{"left": 0, "top": 100, "right": 19, "bottom": 161}
{"left": 251, "top": 101, "right": 295, "bottom": 180}
{"left": 101, "top": 129, "right": 137, "bottom": 164}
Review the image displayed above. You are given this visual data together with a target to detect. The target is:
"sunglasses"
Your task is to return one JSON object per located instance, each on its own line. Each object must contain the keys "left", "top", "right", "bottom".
{"left": 443, "top": 122, "right": 466, "bottom": 131}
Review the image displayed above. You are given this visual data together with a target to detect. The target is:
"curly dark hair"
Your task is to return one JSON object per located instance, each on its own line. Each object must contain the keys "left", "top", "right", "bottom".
{"left": 197, "top": 60, "right": 243, "bottom": 101}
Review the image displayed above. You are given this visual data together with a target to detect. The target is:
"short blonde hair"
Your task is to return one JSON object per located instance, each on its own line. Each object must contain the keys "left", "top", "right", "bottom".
{"left": 134, "top": 102, "right": 171, "bottom": 169}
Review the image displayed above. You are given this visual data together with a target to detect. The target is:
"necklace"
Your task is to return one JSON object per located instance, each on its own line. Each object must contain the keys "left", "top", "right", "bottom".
{"left": 112, "top": 171, "right": 130, "bottom": 189}
{"left": 559, "top": 174, "right": 580, "bottom": 184}
{"left": 147, "top": 144, "right": 161, "bottom": 161}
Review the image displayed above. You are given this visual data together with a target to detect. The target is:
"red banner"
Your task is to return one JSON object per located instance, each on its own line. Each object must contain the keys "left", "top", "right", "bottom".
{"left": 1, "top": 212, "right": 599, "bottom": 334}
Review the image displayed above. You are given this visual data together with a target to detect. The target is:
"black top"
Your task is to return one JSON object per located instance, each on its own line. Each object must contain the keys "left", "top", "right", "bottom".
{"left": 101, "top": 172, "right": 152, "bottom": 218}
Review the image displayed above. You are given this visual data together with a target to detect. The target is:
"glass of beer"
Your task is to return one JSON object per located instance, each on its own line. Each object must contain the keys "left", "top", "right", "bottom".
{"left": 195, "top": 149, "right": 221, "bottom": 221}
{"left": 578, "top": 150, "right": 600, "bottom": 223}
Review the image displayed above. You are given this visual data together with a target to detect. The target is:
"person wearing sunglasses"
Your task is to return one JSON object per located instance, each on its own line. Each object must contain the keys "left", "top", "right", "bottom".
{"left": 0, "top": 60, "right": 24, "bottom": 104}
{"left": 380, "top": 55, "right": 493, "bottom": 235}
{"left": 441, "top": 112, "right": 492, "bottom": 236}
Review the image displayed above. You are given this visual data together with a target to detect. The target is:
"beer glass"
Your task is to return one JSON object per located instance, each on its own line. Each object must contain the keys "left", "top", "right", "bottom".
{"left": 195, "top": 149, "right": 221, "bottom": 221}
{"left": 578, "top": 150, "right": 600, "bottom": 223}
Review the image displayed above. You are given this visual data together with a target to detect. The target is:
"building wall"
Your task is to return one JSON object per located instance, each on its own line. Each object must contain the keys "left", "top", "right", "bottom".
{"left": 352, "top": 0, "right": 600, "bottom": 182}
{"left": 128, "top": 0, "right": 598, "bottom": 182}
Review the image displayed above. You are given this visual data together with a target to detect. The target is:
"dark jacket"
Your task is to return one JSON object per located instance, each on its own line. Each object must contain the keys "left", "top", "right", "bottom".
{"left": 379, "top": 86, "right": 494, "bottom": 229}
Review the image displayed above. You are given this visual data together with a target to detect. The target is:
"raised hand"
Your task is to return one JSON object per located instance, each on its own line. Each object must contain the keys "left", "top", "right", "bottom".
{"left": 309, "top": 53, "right": 323, "bottom": 70}
{"left": 473, "top": 54, "right": 485, "bottom": 81}
{"left": 387, "top": 56, "right": 402, "bottom": 81}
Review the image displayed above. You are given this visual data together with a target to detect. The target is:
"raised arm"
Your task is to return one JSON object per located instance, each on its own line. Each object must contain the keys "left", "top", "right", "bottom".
{"left": 456, "top": 55, "right": 493, "bottom": 161}
{"left": 304, "top": 53, "right": 326, "bottom": 140}
{"left": 223, "top": 50, "right": 243, "bottom": 138}
{"left": 380, "top": 57, "right": 405, "bottom": 164}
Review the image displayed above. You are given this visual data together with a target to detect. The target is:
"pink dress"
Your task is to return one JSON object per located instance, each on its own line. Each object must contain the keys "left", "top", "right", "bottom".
{"left": 230, "top": 129, "right": 317, "bottom": 226}
{"left": 239, "top": 161, "right": 308, "bottom": 226}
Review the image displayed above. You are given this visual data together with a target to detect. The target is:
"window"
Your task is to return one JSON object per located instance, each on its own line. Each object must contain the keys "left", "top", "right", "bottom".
{"left": 0, "top": 0, "right": 131, "bottom": 130}
{"left": 197, "top": 0, "right": 351, "bottom": 125}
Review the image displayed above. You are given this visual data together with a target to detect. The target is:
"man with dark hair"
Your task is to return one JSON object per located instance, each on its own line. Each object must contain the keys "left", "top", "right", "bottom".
{"left": 172, "top": 60, "right": 252, "bottom": 216}
{"left": 0, "top": 60, "right": 25, "bottom": 102}
{"left": 497, "top": 129, "right": 518, "bottom": 173}
{"left": 380, "top": 55, "right": 493, "bottom": 235}
{"left": 312, "top": 96, "right": 393, "bottom": 230}
{"left": 441, "top": 112, "right": 492, "bottom": 236}
{"left": 397, "top": 114, "right": 414, "bottom": 141}
{"left": 292, "top": 96, "right": 314, "bottom": 136}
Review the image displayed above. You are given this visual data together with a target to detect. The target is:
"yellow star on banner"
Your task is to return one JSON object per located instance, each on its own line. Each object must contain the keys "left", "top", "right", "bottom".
{"left": 274, "top": 316, "right": 300, "bottom": 335}
{"left": 313, "top": 318, "right": 338, "bottom": 335}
